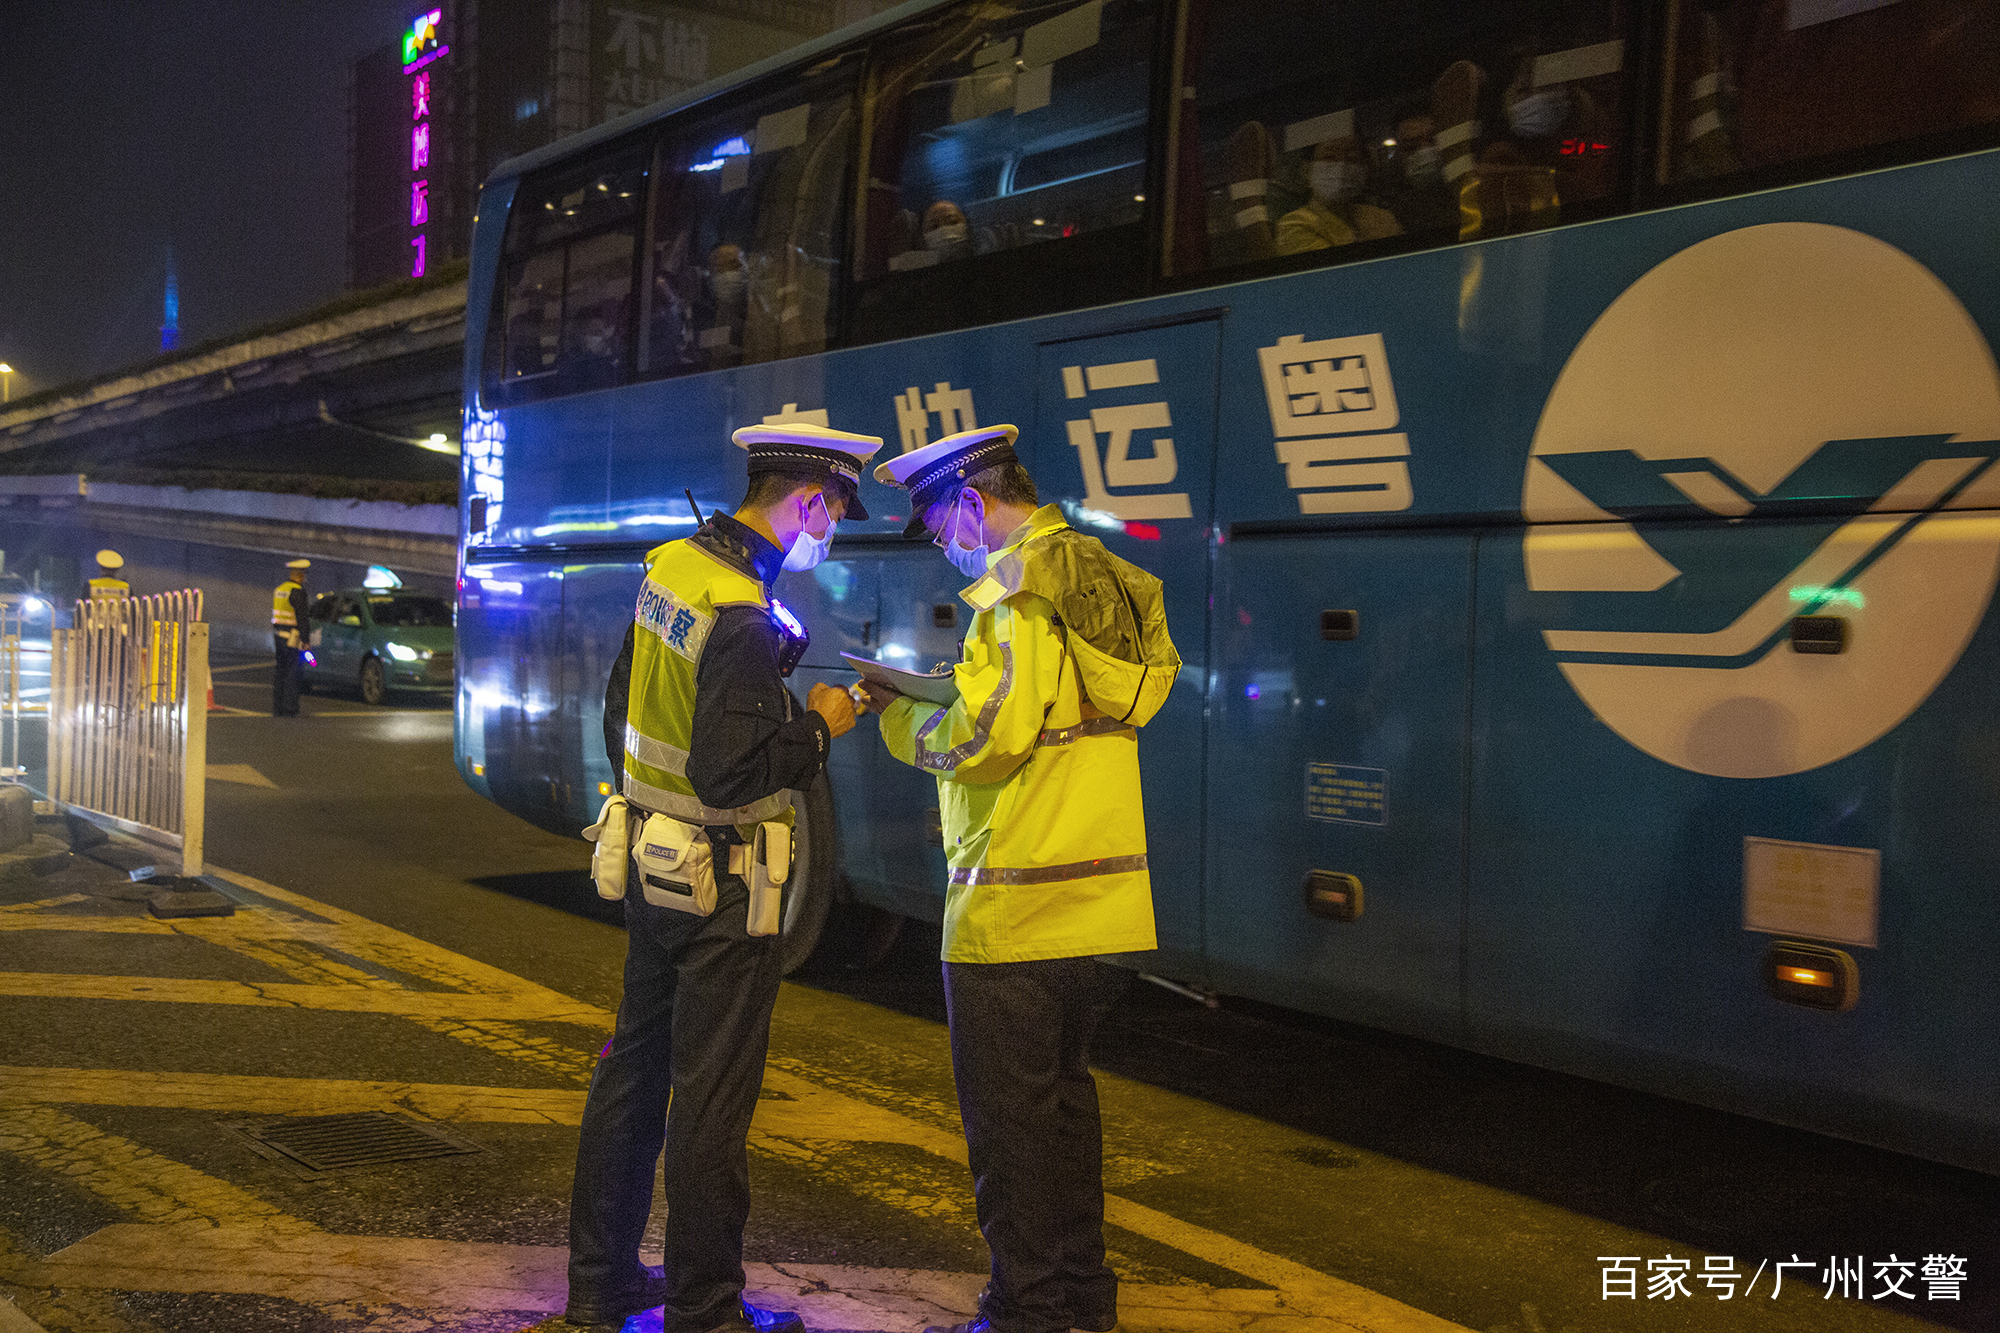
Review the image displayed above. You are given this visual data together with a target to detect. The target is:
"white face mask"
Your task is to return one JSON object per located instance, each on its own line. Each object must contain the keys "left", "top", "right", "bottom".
{"left": 924, "top": 222, "right": 969, "bottom": 251}
{"left": 782, "top": 492, "right": 835, "bottom": 572}
{"left": 1309, "top": 160, "right": 1366, "bottom": 204}
{"left": 938, "top": 496, "right": 989, "bottom": 577}
{"left": 1509, "top": 88, "right": 1570, "bottom": 139}
{"left": 1404, "top": 145, "right": 1442, "bottom": 187}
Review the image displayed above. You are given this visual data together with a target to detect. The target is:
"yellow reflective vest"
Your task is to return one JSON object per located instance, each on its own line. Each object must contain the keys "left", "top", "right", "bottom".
{"left": 879, "top": 504, "right": 1164, "bottom": 964}
{"left": 271, "top": 580, "right": 301, "bottom": 627}
{"left": 88, "top": 577, "right": 130, "bottom": 600}
{"left": 622, "top": 536, "right": 795, "bottom": 836}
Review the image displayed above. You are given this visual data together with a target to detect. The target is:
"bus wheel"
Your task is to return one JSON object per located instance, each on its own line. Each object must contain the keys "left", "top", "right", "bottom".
{"left": 359, "top": 657, "right": 388, "bottom": 706}
{"left": 775, "top": 774, "right": 836, "bottom": 975}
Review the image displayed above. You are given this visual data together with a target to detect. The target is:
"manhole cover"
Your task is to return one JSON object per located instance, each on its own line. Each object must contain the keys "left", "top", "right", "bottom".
{"left": 229, "top": 1112, "right": 478, "bottom": 1174}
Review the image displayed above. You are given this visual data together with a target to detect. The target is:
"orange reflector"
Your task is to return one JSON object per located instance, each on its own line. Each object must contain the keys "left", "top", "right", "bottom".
{"left": 472, "top": 762, "right": 485, "bottom": 776}
{"left": 598, "top": 781, "right": 612, "bottom": 795}
{"left": 1787, "top": 967, "right": 1833, "bottom": 987}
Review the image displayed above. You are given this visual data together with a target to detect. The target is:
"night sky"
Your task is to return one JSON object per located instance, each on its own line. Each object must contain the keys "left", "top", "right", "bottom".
{"left": 0, "top": 3, "right": 417, "bottom": 399}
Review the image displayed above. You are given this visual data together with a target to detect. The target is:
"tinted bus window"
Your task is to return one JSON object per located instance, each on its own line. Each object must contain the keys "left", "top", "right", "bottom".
{"left": 638, "top": 54, "right": 861, "bottom": 379}
{"left": 494, "top": 151, "right": 649, "bottom": 401}
{"left": 851, "top": 0, "right": 1162, "bottom": 344}
{"left": 1171, "top": 0, "right": 1631, "bottom": 276}
{"left": 1659, "top": 0, "right": 2000, "bottom": 186}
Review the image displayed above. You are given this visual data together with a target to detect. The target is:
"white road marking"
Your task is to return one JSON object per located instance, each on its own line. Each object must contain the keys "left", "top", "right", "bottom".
{"left": 206, "top": 763, "right": 276, "bottom": 788}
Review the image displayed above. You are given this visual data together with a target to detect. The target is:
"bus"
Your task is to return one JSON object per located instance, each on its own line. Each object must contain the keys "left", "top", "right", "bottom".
{"left": 454, "top": 0, "right": 2000, "bottom": 1175}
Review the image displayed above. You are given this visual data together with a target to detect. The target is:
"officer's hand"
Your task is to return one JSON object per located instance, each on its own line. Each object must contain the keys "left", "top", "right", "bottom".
{"left": 807, "top": 681, "right": 858, "bottom": 738}
{"left": 856, "top": 680, "right": 903, "bottom": 715}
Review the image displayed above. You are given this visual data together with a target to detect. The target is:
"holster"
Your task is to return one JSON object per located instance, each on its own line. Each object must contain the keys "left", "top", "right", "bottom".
{"left": 582, "top": 794, "right": 633, "bottom": 901}
{"left": 731, "top": 821, "right": 793, "bottom": 937}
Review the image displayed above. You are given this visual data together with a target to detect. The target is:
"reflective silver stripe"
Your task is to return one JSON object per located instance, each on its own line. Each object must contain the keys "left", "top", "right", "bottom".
{"left": 948, "top": 853, "right": 1148, "bottom": 888}
{"left": 921, "top": 641, "right": 1014, "bottom": 773}
{"left": 625, "top": 724, "right": 689, "bottom": 776}
{"left": 623, "top": 773, "right": 788, "bottom": 825}
{"left": 1037, "top": 717, "right": 1135, "bottom": 748}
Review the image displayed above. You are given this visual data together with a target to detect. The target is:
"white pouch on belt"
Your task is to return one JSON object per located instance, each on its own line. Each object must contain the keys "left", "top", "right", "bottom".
{"left": 743, "top": 820, "right": 792, "bottom": 937}
{"left": 635, "top": 811, "right": 718, "bottom": 915}
{"left": 582, "top": 794, "right": 632, "bottom": 901}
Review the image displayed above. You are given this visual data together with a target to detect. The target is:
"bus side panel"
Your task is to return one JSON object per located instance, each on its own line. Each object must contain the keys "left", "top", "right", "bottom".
{"left": 561, "top": 555, "right": 649, "bottom": 826}
{"left": 1469, "top": 521, "right": 2000, "bottom": 1173}
{"left": 1205, "top": 531, "right": 1470, "bottom": 1040}
{"left": 457, "top": 556, "right": 575, "bottom": 836}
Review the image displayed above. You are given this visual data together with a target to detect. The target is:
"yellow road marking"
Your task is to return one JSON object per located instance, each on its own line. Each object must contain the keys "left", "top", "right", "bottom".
{"left": 0, "top": 973, "right": 610, "bottom": 1024}
{"left": 0, "top": 895, "right": 90, "bottom": 915}
{"left": 0, "top": 1067, "right": 586, "bottom": 1124}
{"left": 28, "top": 1228, "right": 1439, "bottom": 1332}
{"left": 0, "top": 1106, "right": 312, "bottom": 1236}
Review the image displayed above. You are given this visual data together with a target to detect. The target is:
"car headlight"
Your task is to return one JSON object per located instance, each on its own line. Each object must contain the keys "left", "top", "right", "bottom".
{"left": 385, "top": 642, "right": 419, "bottom": 661}
{"left": 22, "top": 597, "right": 45, "bottom": 617}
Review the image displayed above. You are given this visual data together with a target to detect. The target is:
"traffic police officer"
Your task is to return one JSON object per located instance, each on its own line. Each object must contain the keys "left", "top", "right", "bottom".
{"left": 568, "top": 421, "right": 880, "bottom": 1331}
{"left": 87, "top": 549, "right": 130, "bottom": 599}
{"left": 271, "top": 558, "right": 310, "bottom": 716}
{"left": 863, "top": 426, "right": 1180, "bottom": 1333}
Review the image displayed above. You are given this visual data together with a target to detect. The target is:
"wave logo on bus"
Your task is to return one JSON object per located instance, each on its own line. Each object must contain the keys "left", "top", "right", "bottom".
{"left": 1524, "top": 222, "right": 2000, "bottom": 779}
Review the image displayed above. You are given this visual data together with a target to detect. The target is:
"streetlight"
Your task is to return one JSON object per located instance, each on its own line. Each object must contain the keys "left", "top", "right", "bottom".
{"left": 0, "top": 364, "right": 12, "bottom": 404}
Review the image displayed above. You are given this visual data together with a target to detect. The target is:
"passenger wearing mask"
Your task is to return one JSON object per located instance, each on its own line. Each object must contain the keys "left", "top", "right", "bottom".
{"left": 701, "top": 243, "right": 752, "bottom": 365}
{"left": 1381, "top": 114, "right": 1459, "bottom": 237}
{"left": 921, "top": 200, "right": 975, "bottom": 263}
{"left": 1275, "top": 136, "right": 1404, "bottom": 255}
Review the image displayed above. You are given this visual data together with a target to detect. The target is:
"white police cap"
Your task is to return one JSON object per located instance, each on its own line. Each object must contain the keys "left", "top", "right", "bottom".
{"left": 873, "top": 425, "right": 1020, "bottom": 537}
{"left": 732, "top": 420, "right": 884, "bottom": 520}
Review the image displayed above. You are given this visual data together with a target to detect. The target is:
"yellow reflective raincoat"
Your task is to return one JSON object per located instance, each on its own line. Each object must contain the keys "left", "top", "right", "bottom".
{"left": 879, "top": 504, "right": 1179, "bottom": 963}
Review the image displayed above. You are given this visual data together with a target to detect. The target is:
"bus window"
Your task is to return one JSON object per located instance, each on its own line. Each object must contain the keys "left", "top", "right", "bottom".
{"left": 849, "top": 0, "right": 1162, "bottom": 344}
{"left": 637, "top": 55, "right": 861, "bottom": 380}
{"left": 492, "top": 150, "right": 649, "bottom": 402}
{"left": 1169, "top": 0, "right": 1631, "bottom": 277}
{"left": 1658, "top": 0, "right": 2000, "bottom": 188}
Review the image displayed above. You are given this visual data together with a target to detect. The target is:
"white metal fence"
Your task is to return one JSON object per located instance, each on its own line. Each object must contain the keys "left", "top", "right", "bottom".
{"left": 0, "top": 599, "right": 24, "bottom": 782}
{"left": 50, "top": 591, "right": 209, "bottom": 876}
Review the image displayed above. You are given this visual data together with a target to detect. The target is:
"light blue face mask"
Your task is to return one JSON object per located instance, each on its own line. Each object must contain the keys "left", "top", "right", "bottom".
{"left": 938, "top": 496, "right": 989, "bottom": 577}
{"left": 782, "top": 492, "right": 835, "bottom": 572}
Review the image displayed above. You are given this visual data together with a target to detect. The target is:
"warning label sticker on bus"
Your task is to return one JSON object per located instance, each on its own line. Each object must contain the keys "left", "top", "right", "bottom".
{"left": 1305, "top": 763, "right": 1386, "bottom": 826}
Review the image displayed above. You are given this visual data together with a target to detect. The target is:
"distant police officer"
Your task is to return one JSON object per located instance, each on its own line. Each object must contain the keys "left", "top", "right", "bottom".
{"left": 271, "top": 559, "right": 310, "bottom": 716}
{"left": 568, "top": 421, "right": 881, "bottom": 1331}
{"left": 88, "top": 549, "right": 130, "bottom": 599}
{"left": 864, "top": 426, "right": 1180, "bottom": 1333}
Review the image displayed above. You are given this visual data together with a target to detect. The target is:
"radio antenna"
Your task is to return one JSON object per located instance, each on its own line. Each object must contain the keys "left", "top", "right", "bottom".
{"left": 684, "top": 488, "right": 706, "bottom": 525}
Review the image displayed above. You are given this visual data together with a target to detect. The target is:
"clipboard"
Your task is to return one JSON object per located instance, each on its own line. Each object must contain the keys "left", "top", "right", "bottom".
{"left": 839, "top": 651, "right": 960, "bottom": 706}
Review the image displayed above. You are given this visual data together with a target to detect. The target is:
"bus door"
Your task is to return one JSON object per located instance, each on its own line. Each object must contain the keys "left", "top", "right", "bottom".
{"left": 1032, "top": 317, "right": 1221, "bottom": 980}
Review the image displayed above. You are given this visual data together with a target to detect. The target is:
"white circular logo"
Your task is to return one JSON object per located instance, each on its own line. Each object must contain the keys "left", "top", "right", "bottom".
{"left": 1524, "top": 223, "right": 2000, "bottom": 778}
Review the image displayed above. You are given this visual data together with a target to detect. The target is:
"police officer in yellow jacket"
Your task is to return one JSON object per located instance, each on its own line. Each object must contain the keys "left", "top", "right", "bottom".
{"left": 567, "top": 421, "right": 879, "bottom": 1331}
{"left": 88, "top": 549, "right": 131, "bottom": 599}
{"left": 271, "top": 558, "right": 310, "bottom": 716}
{"left": 862, "top": 426, "right": 1179, "bottom": 1333}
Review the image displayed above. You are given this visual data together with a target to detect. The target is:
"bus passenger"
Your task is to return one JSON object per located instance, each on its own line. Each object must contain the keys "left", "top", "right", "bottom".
{"left": 700, "top": 243, "right": 751, "bottom": 366}
{"left": 862, "top": 426, "right": 1180, "bottom": 1333}
{"left": 1275, "top": 136, "right": 1404, "bottom": 255}
{"left": 922, "top": 200, "right": 975, "bottom": 262}
{"left": 569, "top": 423, "right": 881, "bottom": 1331}
{"left": 1380, "top": 114, "right": 1459, "bottom": 238}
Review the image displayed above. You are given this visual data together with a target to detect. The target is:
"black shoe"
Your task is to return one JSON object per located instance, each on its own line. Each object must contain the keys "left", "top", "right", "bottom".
{"left": 565, "top": 1265, "right": 668, "bottom": 1326}
{"left": 695, "top": 1302, "right": 806, "bottom": 1333}
{"left": 1070, "top": 1318, "right": 1117, "bottom": 1333}
{"left": 924, "top": 1320, "right": 995, "bottom": 1333}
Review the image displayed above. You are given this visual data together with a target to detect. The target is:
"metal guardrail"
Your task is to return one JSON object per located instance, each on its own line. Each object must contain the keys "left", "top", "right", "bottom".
{"left": 49, "top": 590, "right": 209, "bottom": 876}
{"left": 1, "top": 600, "right": 22, "bottom": 782}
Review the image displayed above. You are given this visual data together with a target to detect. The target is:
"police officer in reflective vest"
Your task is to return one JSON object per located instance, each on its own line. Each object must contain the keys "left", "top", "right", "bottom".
{"left": 567, "top": 422, "right": 879, "bottom": 1331}
{"left": 863, "top": 426, "right": 1180, "bottom": 1333}
{"left": 271, "top": 558, "right": 310, "bottom": 716}
{"left": 87, "top": 549, "right": 130, "bottom": 599}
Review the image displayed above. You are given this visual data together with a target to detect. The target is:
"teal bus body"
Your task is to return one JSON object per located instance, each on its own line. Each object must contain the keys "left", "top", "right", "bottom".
{"left": 455, "top": 0, "right": 2000, "bottom": 1172}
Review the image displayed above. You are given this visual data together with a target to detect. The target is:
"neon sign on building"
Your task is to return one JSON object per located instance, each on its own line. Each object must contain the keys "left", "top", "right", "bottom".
{"left": 403, "top": 8, "right": 446, "bottom": 277}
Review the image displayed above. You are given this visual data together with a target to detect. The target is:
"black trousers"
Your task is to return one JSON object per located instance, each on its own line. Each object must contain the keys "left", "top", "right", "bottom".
{"left": 271, "top": 634, "right": 302, "bottom": 715}
{"left": 943, "top": 956, "right": 1131, "bottom": 1333}
{"left": 569, "top": 874, "right": 783, "bottom": 1332}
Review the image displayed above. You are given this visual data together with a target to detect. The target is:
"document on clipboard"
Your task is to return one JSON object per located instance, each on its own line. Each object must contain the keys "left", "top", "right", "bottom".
{"left": 839, "top": 651, "right": 960, "bottom": 706}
